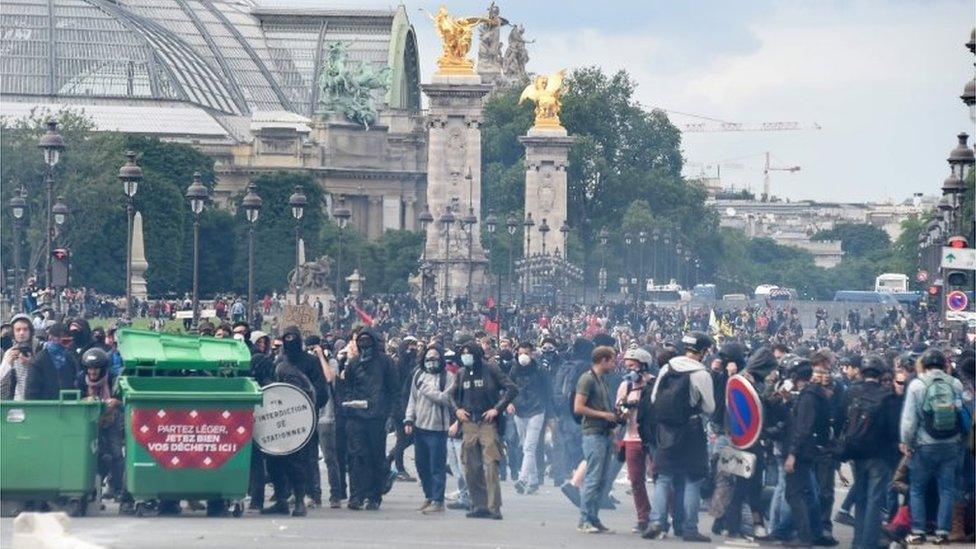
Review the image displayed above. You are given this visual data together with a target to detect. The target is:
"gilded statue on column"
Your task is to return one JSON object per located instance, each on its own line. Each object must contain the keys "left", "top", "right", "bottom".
{"left": 518, "top": 69, "right": 568, "bottom": 130}
{"left": 425, "top": 5, "right": 487, "bottom": 75}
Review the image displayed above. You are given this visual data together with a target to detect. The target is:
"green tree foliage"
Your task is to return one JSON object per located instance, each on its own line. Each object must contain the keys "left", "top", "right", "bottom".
{"left": 811, "top": 222, "right": 891, "bottom": 257}
{"left": 481, "top": 68, "right": 718, "bottom": 290}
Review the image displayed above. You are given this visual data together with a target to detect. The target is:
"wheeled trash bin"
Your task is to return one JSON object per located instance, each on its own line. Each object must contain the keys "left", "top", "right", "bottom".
{"left": 116, "top": 329, "right": 261, "bottom": 517}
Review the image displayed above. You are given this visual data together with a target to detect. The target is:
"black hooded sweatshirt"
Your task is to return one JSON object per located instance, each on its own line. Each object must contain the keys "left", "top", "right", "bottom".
{"left": 279, "top": 326, "right": 329, "bottom": 409}
{"left": 452, "top": 344, "right": 518, "bottom": 419}
{"left": 342, "top": 327, "right": 399, "bottom": 420}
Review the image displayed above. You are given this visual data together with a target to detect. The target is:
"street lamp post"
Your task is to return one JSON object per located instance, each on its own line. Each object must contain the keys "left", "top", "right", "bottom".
{"left": 624, "top": 232, "right": 633, "bottom": 300}
{"left": 289, "top": 185, "right": 307, "bottom": 306}
{"left": 38, "top": 120, "right": 65, "bottom": 294}
{"left": 651, "top": 229, "right": 659, "bottom": 283}
{"left": 241, "top": 183, "right": 262, "bottom": 323}
{"left": 638, "top": 230, "right": 647, "bottom": 301}
{"left": 599, "top": 228, "right": 609, "bottom": 304}
{"left": 440, "top": 208, "right": 455, "bottom": 305}
{"left": 539, "top": 219, "right": 550, "bottom": 306}
{"left": 463, "top": 207, "right": 477, "bottom": 308}
{"left": 418, "top": 205, "right": 434, "bottom": 311}
{"left": 485, "top": 214, "right": 499, "bottom": 332}
{"left": 522, "top": 213, "right": 534, "bottom": 302}
{"left": 119, "top": 151, "right": 142, "bottom": 319}
{"left": 675, "top": 243, "right": 684, "bottom": 287}
{"left": 10, "top": 190, "right": 27, "bottom": 313}
{"left": 185, "top": 173, "right": 208, "bottom": 330}
{"left": 506, "top": 214, "right": 518, "bottom": 308}
{"left": 662, "top": 233, "right": 671, "bottom": 282}
{"left": 332, "top": 195, "right": 352, "bottom": 322}
{"left": 51, "top": 195, "right": 69, "bottom": 313}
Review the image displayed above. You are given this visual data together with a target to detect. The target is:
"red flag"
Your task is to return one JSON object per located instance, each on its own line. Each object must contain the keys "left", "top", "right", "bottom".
{"left": 354, "top": 306, "right": 374, "bottom": 326}
{"left": 484, "top": 319, "right": 499, "bottom": 336}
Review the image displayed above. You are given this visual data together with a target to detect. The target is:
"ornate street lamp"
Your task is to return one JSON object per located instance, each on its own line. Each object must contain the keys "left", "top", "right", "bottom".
{"left": 523, "top": 213, "right": 535, "bottom": 300}
{"left": 462, "top": 207, "right": 477, "bottom": 306}
{"left": 599, "top": 228, "right": 610, "bottom": 304}
{"left": 485, "top": 213, "right": 500, "bottom": 330}
{"left": 289, "top": 185, "right": 307, "bottom": 305}
{"left": 417, "top": 205, "right": 434, "bottom": 310}
{"left": 38, "top": 120, "right": 65, "bottom": 292}
{"left": 332, "top": 195, "right": 352, "bottom": 320}
{"left": 505, "top": 214, "right": 518, "bottom": 308}
{"left": 638, "top": 230, "right": 647, "bottom": 301}
{"left": 119, "top": 151, "right": 142, "bottom": 318}
{"left": 947, "top": 133, "right": 975, "bottom": 181}
{"left": 651, "top": 229, "right": 660, "bottom": 284}
{"left": 185, "top": 172, "right": 209, "bottom": 330}
{"left": 241, "top": 183, "right": 262, "bottom": 322}
{"left": 439, "top": 208, "right": 456, "bottom": 303}
{"left": 10, "top": 189, "right": 27, "bottom": 312}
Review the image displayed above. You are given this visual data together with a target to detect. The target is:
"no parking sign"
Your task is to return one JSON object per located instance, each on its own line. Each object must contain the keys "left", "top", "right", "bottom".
{"left": 726, "top": 375, "right": 763, "bottom": 449}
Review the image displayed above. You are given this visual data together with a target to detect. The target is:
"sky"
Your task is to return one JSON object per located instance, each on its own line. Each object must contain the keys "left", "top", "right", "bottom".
{"left": 273, "top": 0, "right": 975, "bottom": 203}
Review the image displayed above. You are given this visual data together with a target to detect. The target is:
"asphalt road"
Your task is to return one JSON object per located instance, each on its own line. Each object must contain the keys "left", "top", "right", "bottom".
{"left": 2, "top": 460, "right": 864, "bottom": 549}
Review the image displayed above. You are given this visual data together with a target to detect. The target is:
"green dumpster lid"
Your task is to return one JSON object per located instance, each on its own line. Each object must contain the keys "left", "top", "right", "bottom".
{"left": 117, "top": 328, "right": 252, "bottom": 374}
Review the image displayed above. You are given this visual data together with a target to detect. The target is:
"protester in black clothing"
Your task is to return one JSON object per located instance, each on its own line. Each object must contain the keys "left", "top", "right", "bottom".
{"left": 387, "top": 337, "right": 419, "bottom": 481}
{"left": 247, "top": 330, "right": 275, "bottom": 510}
{"left": 25, "top": 323, "right": 81, "bottom": 400}
{"left": 340, "top": 328, "right": 399, "bottom": 510}
{"left": 261, "top": 326, "right": 319, "bottom": 517}
{"left": 783, "top": 356, "right": 834, "bottom": 547}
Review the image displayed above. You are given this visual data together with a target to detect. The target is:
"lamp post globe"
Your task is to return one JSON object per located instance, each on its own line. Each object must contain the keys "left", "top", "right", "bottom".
{"left": 947, "top": 133, "right": 975, "bottom": 180}
{"left": 52, "top": 196, "right": 69, "bottom": 226}
{"left": 185, "top": 172, "right": 209, "bottom": 329}
{"left": 38, "top": 119, "right": 65, "bottom": 168}
{"left": 289, "top": 185, "right": 307, "bottom": 221}
{"left": 242, "top": 183, "right": 262, "bottom": 322}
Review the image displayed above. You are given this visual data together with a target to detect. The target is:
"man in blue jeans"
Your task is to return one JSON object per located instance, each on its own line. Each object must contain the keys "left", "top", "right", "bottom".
{"left": 644, "top": 332, "right": 715, "bottom": 542}
{"left": 572, "top": 345, "right": 618, "bottom": 533}
{"left": 899, "top": 349, "right": 964, "bottom": 545}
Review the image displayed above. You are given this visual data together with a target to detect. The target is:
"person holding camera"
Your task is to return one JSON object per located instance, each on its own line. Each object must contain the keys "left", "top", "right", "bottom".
{"left": 616, "top": 346, "right": 655, "bottom": 534}
{"left": 572, "top": 345, "right": 619, "bottom": 534}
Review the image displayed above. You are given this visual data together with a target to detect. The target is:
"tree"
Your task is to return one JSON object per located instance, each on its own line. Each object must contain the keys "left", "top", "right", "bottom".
{"left": 812, "top": 223, "right": 891, "bottom": 257}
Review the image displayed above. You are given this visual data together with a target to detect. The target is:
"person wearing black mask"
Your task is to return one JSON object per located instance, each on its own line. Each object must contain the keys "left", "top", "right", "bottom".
{"left": 261, "top": 326, "right": 321, "bottom": 517}
{"left": 387, "top": 336, "right": 420, "bottom": 481}
{"left": 340, "top": 328, "right": 399, "bottom": 510}
{"left": 25, "top": 323, "right": 80, "bottom": 401}
{"left": 451, "top": 341, "right": 518, "bottom": 520}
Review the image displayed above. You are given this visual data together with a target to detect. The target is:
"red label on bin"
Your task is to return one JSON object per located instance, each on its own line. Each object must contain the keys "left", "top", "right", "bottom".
{"left": 131, "top": 408, "right": 254, "bottom": 469}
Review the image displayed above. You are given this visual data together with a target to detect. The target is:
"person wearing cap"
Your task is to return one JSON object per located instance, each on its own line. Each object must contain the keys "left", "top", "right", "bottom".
{"left": 616, "top": 346, "right": 654, "bottom": 534}
{"left": 25, "top": 322, "right": 80, "bottom": 401}
{"left": 837, "top": 355, "right": 900, "bottom": 549}
{"left": 644, "top": 332, "right": 715, "bottom": 542}
{"left": 899, "top": 349, "right": 964, "bottom": 545}
{"left": 780, "top": 356, "right": 835, "bottom": 548}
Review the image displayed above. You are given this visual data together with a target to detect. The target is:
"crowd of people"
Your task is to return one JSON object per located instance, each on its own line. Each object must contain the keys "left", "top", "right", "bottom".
{"left": 1, "top": 294, "right": 973, "bottom": 547}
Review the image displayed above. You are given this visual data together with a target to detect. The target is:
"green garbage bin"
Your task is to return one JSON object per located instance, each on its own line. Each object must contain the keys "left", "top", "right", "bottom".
{"left": 0, "top": 390, "right": 103, "bottom": 516}
{"left": 117, "top": 329, "right": 261, "bottom": 517}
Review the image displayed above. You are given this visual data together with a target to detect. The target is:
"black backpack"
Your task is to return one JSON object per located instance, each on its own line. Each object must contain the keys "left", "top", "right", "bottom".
{"left": 835, "top": 386, "right": 886, "bottom": 460}
{"left": 562, "top": 361, "right": 590, "bottom": 424}
{"left": 651, "top": 368, "right": 694, "bottom": 427}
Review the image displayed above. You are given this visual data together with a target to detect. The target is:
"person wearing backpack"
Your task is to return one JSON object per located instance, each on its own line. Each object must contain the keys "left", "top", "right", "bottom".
{"left": 643, "top": 332, "right": 716, "bottom": 542}
{"left": 836, "top": 355, "right": 900, "bottom": 549}
{"left": 899, "top": 348, "right": 964, "bottom": 545}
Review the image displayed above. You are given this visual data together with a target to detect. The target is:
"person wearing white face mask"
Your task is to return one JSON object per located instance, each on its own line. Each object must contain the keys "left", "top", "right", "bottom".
{"left": 507, "top": 341, "right": 554, "bottom": 495}
{"left": 404, "top": 346, "right": 456, "bottom": 514}
{"left": 451, "top": 342, "right": 519, "bottom": 520}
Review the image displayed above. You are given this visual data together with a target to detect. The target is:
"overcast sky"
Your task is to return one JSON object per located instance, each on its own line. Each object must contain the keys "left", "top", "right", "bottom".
{"left": 274, "top": 0, "right": 974, "bottom": 203}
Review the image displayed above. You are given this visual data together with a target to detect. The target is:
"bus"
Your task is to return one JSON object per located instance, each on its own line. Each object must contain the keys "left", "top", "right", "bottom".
{"left": 875, "top": 273, "right": 909, "bottom": 293}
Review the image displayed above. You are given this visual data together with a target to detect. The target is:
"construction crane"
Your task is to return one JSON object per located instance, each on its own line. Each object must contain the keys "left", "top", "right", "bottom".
{"left": 763, "top": 151, "right": 800, "bottom": 202}
{"left": 655, "top": 108, "right": 822, "bottom": 133}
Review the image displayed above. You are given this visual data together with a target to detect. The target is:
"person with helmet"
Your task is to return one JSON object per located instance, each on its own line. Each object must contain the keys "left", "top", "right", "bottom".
{"left": 616, "top": 346, "right": 654, "bottom": 534}
{"left": 77, "top": 347, "right": 125, "bottom": 500}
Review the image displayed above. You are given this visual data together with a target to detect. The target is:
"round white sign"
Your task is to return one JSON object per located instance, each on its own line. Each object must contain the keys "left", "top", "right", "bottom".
{"left": 253, "top": 383, "right": 315, "bottom": 456}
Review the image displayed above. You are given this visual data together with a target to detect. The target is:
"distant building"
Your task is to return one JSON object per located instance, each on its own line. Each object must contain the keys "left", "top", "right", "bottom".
{"left": 1, "top": 0, "right": 426, "bottom": 239}
{"left": 712, "top": 196, "right": 937, "bottom": 268}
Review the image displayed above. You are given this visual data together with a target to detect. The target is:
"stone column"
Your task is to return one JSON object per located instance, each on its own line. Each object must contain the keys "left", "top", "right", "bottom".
{"left": 403, "top": 195, "right": 416, "bottom": 231}
{"left": 519, "top": 127, "right": 575, "bottom": 257}
{"left": 130, "top": 211, "right": 149, "bottom": 300}
{"left": 368, "top": 195, "right": 384, "bottom": 239}
{"left": 422, "top": 74, "right": 492, "bottom": 300}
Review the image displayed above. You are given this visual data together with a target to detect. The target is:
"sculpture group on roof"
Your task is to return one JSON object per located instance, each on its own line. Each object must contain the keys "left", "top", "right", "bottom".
{"left": 317, "top": 42, "right": 392, "bottom": 129}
